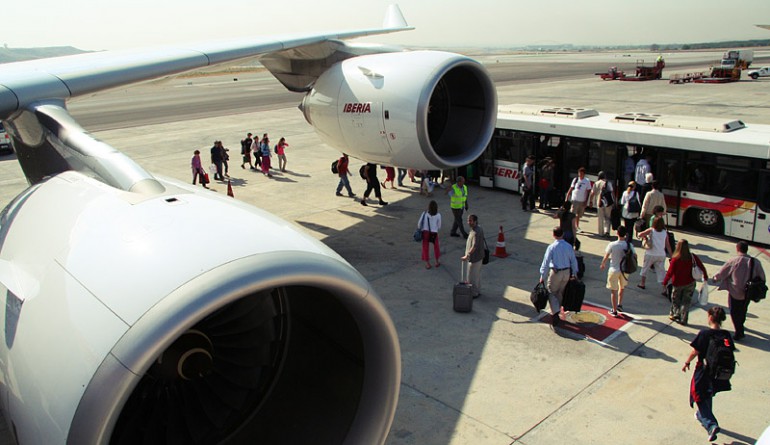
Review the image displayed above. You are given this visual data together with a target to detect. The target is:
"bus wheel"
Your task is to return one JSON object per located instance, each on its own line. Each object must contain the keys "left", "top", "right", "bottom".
{"left": 691, "top": 208, "right": 723, "bottom": 234}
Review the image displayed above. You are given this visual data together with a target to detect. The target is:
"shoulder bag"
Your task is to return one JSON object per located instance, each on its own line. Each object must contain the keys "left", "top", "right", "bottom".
{"left": 691, "top": 254, "right": 704, "bottom": 281}
{"left": 745, "top": 257, "right": 767, "bottom": 302}
{"left": 414, "top": 212, "right": 426, "bottom": 242}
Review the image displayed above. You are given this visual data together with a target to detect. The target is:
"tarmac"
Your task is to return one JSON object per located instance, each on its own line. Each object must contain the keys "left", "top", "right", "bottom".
{"left": 0, "top": 51, "right": 769, "bottom": 444}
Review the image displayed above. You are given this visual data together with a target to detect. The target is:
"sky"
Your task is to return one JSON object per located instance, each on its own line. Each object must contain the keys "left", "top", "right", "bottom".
{"left": 4, "top": 0, "right": 770, "bottom": 51}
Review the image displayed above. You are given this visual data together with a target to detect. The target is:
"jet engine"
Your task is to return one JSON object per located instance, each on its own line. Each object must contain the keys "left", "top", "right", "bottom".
{"left": 0, "top": 171, "right": 400, "bottom": 444}
{"left": 300, "top": 50, "right": 497, "bottom": 170}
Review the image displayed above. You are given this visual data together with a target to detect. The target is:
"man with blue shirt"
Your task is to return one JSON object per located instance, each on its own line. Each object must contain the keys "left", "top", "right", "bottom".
{"left": 539, "top": 226, "right": 579, "bottom": 328}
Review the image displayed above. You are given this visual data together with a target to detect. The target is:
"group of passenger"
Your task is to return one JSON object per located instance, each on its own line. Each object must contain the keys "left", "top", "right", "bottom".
{"left": 190, "top": 132, "right": 289, "bottom": 187}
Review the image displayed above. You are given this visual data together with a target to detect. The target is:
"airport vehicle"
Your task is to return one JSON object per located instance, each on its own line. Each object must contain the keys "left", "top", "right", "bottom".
{"left": 0, "top": 5, "right": 496, "bottom": 445}
{"left": 595, "top": 66, "right": 624, "bottom": 80}
{"left": 0, "top": 122, "right": 11, "bottom": 154}
{"left": 749, "top": 66, "right": 770, "bottom": 79}
{"left": 471, "top": 104, "right": 770, "bottom": 243}
{"left": 721, "top": 49, "right": 753, "bottom": 69}
{"left": 617, "top": 57, "right": 665, "bottom": 81}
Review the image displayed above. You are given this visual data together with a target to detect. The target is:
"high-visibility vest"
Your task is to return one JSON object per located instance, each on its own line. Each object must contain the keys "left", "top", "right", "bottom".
{"left": 450, "top": 184, "right": 468, "bottom": 209}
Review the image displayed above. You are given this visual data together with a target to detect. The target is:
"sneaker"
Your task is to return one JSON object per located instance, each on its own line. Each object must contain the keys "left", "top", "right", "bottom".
{"left": 607, "top": 309, "right": 618, "bottom": 317}
{"left": 707, "top": 425, "right": 719, "bottom": 441}
{"left": 360, "top": 200, "right": 368, "bottom": 206}
{"left": 617, "top": 305, "right": 624, "bottom": 312}
{"left": 348, "top": 193, "right": 356, "bottom": 197}
{"left": 379, "top": 201, "right": 388, "bottom": 206}
{"left": 335, "top": 192, "right": 343, "bottom": 196}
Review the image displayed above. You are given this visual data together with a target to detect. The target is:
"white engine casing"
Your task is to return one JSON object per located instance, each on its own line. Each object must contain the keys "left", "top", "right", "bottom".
{"left": 300, "top": 50, "right": 497, "bottom": 170}
{"left": 0, "top": 171, "right": 400, "bottom": 444}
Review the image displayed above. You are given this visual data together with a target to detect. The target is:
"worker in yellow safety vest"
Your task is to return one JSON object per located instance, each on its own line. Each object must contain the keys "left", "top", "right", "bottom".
{"left": 447, "top": 176, "right": 469, "bottom": 238}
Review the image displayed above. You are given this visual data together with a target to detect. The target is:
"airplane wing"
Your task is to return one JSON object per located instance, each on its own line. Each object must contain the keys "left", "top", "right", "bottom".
{"left": 0, "top": 5, "right": 496, "bottom": 444}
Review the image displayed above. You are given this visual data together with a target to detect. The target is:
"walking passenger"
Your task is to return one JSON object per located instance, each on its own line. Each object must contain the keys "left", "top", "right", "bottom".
{"left": 418, "top": 200, "right": 442, "bottom": 269}
{"left": 620, "top": 181, "right": 641, "bottom": 243}
{"left": 276, "top": 137, "right": 288, "bottom": 172}
{"left": 711, "top": 241, "right": 766, "bottom": 340}
{"left": 600, "top": 226, "right": 633, "bottom": 316}
{"left": 681, "top": 306, "right": 735, "bottom": 442}
{"left": 461, "top": 214, "right": 485, "bottom": 298}
{"left": 637, "top": 216, "right": 672, "bottom": 292}
{"left": 335, "top": 153, "right": 356, "bottom": 197}
{"left": 361, "top": 163, "right": 387, "bottom": 206}
{"left": 520, "top": 155, "right": 536, "bottom": 211}
{"left": 589, "top": 171, "right": 614, "bottom": 237}
{"left": 664, "top": 239, "right": 708, "bottom": 325}
{"left": 539, "top": 226, "right": 579, "bottom": 328}
{"left": 564, "top": 167, "right": 591, "bottom": 233}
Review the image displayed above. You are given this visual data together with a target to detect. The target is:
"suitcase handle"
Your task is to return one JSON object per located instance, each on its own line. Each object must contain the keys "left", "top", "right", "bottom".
{"left": 461, "top": 260, "right": 470, "bottom": 284}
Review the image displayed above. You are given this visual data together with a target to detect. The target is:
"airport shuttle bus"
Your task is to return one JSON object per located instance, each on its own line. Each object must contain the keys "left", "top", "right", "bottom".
{"left": 470, "top": 104, "right": 770, "bottom": 244}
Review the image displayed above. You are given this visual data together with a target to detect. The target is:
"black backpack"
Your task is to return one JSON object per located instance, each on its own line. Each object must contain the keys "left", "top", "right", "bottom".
{"left": 620, "top": 241, "right": 637, "bottom": 274}
{"left": 705, "top": 332, "right": 736, "bottom": 381}
{"left": 331, "top": 160, "right": 339, "bottom": 174}
{"left": 600, "top": 182, "right": 614, "bottom": 207}
{"left": 359, "top": 165, "right": 367, "bottom": 180}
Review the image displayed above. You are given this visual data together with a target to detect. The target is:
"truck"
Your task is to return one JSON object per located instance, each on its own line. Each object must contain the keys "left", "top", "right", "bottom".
{"left": 748, "top": 66, "right": 770, "bottom": 80}
{"left": 721, "top": 49, "right": 753, "bottom": 70}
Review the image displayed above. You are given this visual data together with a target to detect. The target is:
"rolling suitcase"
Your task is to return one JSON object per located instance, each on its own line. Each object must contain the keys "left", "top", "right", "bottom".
{"left": 453, "top": 261, "right": 473, "bottom": 313}
{"left": 575, "top": 252, "right": 585, "bottom": 279}
{"left": 562, "top": 279, "right": 585, "bottom": 312}
{"left": 610, "top": 206, "right": 622, "bottom": 230}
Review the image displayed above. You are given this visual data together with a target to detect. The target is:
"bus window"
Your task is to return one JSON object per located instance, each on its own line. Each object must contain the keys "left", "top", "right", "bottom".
{"left": 758, "top": 173, "right": 770, "bottom": 213}
{"left": 589, "top": 141, "right": 619, "bottom": 180}
{"left": 564, "top": 138, "right": 587, "bottom": 175}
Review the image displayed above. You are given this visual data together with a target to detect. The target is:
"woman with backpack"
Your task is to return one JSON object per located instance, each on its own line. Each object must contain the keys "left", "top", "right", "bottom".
{"left": 681, "top": 306, "right": 735, "bottom": 442}
{"left": 663, "top": 239, "right": 707, "bottom": 325}
{"left": 417, "top": 200, "right": 442, "bottom": 269}
{"left": 619, "top": 181, "right": 641, "bottom": 243}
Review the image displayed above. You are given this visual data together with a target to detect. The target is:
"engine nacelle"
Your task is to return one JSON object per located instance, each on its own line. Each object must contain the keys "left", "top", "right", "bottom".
{"left": 0, "top": 171, "right": 400, "bottom": 444}
{"left": 300, "top": 51, "right": 497, "bottom": 170}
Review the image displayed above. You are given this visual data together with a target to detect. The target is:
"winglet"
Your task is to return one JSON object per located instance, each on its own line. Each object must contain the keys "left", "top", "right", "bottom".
{"left": 383, "top": 4, "right": 408, "bottom": 29}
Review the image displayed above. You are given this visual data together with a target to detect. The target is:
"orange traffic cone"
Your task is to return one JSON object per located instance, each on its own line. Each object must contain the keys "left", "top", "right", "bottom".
{"left": 227, "top": 180, "right": 234, "bottom": 198}
{"left": 493, "top": 226, "right": 509, "bottom": 258}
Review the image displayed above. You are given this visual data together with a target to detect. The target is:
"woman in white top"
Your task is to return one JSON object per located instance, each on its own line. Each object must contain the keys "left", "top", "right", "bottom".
{"left": 636, "top": 216, "right": 672, "bottom": 291}
{"left": 418, "top": 200, "right": 443, "bottom": 269}
{"left": 620, "top": 181, "right": 641, "bottom": 242}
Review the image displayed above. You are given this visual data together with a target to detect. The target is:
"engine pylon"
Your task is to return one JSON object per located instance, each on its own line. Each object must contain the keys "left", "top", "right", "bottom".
{"left": 227, "top": 180, "right": 235, "bottom": 198}
{"left": 493, "top": 225, "right": 509, "bottom": 258}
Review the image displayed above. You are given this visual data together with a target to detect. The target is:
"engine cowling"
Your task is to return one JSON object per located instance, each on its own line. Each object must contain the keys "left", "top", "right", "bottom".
{"left": 0, "top": 171, "right": 400, "bottom": 444}
{"left": 300, "top": 51, "right": 497, "bottom": 170}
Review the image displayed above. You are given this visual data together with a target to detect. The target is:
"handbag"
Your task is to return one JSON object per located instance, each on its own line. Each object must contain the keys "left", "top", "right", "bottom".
{"left": 482, "top": 239, "right": 490, "bottom": 265}
{"left": 641, "top": 235, "right": 652, "bottom": 250}
{"left": 697, "top": 281, "right": 710, "bottom": 306}
{"left": 414, "top": 212, "right": 426, "bottom": 242}
{"left": 691, "top": 254, "right": 704, "bottom": 281}
{"left": 745, "top": 257, "right": 768, "bottom": 302}
{"left": 530, "top": 282, "right": 548, "bottom": 312}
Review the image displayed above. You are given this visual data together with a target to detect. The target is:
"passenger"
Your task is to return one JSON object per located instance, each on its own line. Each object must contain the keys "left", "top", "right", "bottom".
{"left": 240, "top": 132, "right": 254, "bottom": 170}
{"left": 539, "top": 226, "right": 579, "bottom": 329}
{"left": 681, "top": 306, "right": 735, "bottom": 442}
{"left": 259, "top": 134, "right": 272, "bottom": 177}
{"left": 599, "top": 225, "right": 633, "bottom": 316}
{"left": 275, "top": 137, "right": 289, "bottom": 172}
{"left": 191, "top": 149, "right": 208, "bottom": 189}
{"left": 382, "top": 166, "right": 396, "bottom": 189}
{"left": 564, "top": 167, "right": 591, "bottom": 233}
{"left": 418, "top": 200, "right": 442, "bottom": 269}
{"left": 636, "top": 217, "right": 672, "bottom": 292}
{"left": 361, "top": 163, "right": 387, "bottom": 206}
{"left": 520, "top": 155, "right": 536, "bottom": 212}
{"left": 461, "top": 214, "right": 485, "bottom": 298}
{"left": 250, "top": 134, "right": 261, "bottom": 169}
{"left": 397, "top": 168, "right": 407, "bottom": 187}
{"left": 664, "top": 239, "right": 708, "bottom": 325}
{"left": 634, "top": 154, "right": 653, "bottom": 201}
{"left": 711, "top": 241, "right": 766, "bottom": 341}
{"left": 588, "top": 171, "right": 614, "bottom": 237}
{"left": 210, "top": 140, "right": 224, "bottom": 181}
{"left": 334, "top": 153, "right": 356, "bottom": 198}
{"left": 555, "top": 203, "right": 578, "bottom": 248}
{"left": 620, "top": 181, "right": 641, "bottom": 243}
{"left": 641, "top": 180, "right": 666, "bottom": 226}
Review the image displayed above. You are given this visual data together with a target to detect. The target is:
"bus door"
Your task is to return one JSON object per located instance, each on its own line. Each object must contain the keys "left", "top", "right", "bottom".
{"left": 752, "top": 172, "right": 770, "bottom": 244}
{"left": 656, "top": 149, "right": 683, "bottom": 227}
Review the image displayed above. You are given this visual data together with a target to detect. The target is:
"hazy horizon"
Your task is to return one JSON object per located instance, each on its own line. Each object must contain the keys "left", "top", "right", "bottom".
{"left": 4, "top": 1, "right": 770, "bottom": 52}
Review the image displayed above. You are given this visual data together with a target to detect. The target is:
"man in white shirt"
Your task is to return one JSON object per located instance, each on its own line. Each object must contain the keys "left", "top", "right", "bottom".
{"left": 565, "top": 167, "right": 591, "bottom": 233}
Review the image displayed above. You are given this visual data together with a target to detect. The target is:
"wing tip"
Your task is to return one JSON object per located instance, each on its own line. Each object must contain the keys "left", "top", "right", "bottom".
{"left": 383, "top": 4, "right": 409, "bottom": 29}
